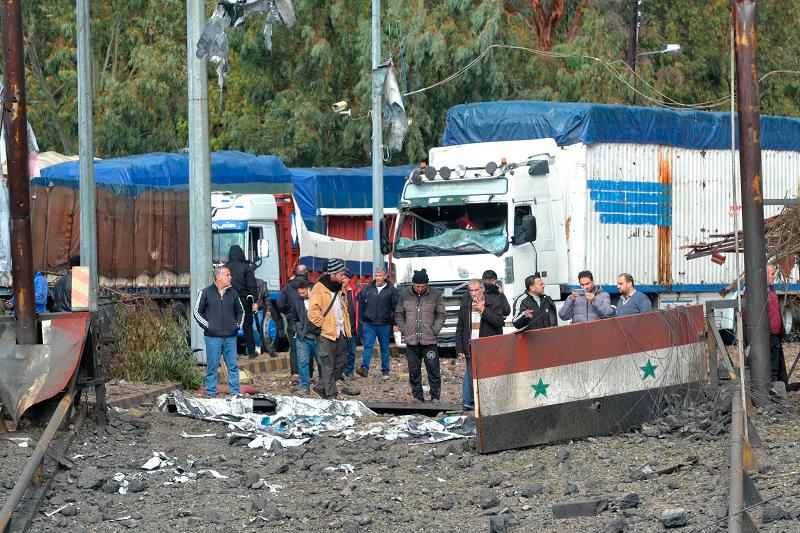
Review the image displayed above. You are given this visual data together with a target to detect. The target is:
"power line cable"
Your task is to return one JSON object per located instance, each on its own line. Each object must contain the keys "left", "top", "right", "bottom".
{"left": 403, "top": 43, "right": 800, "bottom": 111}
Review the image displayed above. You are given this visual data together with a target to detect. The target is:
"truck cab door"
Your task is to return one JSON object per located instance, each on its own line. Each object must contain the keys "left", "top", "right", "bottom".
{"left": 531, "top": 199, "right": 567, "bottom": 286}
{"left": 250, "top": 223, "right": 281, "bottom": 293}
{"left": 511, "top": 204, "right": 537, "bottom": 285}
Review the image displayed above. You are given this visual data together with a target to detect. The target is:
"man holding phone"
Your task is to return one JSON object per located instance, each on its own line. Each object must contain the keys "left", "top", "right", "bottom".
{"left": 558, "top": 270, "right": 613, "bottom": 324}
{"left": 455, "top": 279, "right": 504, "bottom": 411}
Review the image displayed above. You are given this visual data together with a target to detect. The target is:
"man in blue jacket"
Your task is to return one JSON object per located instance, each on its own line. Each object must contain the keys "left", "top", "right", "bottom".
{"left": 4, "top": 271, "right": 48, "bottom": 314}
{"left": 356, "top": 267, "right": 399, "bottom": 380}
{"left": 194, "top": 266, "right": 244, "bottom": 396}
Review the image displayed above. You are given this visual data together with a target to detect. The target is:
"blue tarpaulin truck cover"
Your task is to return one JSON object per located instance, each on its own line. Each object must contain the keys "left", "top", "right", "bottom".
{"left": 291, "top": 166, "right": 416, "bottom": 232}
{"left": 442, "top": 100, "right": 800, "bottom": 151}
{"left": 38, "top": 151, "right": 415, "bottom": 230}
{"left": 38, "top": 151, "right": 293, "bottom": 195}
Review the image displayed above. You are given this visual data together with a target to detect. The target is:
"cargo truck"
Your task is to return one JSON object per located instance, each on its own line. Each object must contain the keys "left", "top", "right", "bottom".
{"left": 390, "top": 102, "right": 800, "bottom": 347}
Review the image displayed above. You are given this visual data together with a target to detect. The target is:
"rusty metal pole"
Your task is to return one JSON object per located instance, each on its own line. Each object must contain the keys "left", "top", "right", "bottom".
{"left": 1, "top": 0, "right": 37, "bottom": 344}
{"left": 728, "top": 389, "right": 745, "bottom": 533}
{"left": 733, "top": 0, "right": 771, "bottom": 389}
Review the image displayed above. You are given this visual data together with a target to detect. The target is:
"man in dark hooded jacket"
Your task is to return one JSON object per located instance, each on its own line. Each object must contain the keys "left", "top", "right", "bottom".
{"left": 278, "top": 264, "right": 311, "bottom": 381}
{"left": 459, "top": 270, "right": 511, "bottom": 319}
{"left": 225, "top": 245, "right": 258, "bottom": 356}
{"left": 51, "top": 256, "right": 81, "bottom": 312}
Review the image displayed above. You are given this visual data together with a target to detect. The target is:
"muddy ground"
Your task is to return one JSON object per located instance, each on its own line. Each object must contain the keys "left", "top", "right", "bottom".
{"left": 1, "top": 344, "right": 799, "bottom": 533}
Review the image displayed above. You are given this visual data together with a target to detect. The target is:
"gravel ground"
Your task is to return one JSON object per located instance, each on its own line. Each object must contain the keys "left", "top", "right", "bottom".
{"left": 0, "top": 344, "right": 798, "bottom": 532}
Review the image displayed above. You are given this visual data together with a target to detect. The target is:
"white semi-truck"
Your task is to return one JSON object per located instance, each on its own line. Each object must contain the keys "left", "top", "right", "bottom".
{"left": 391, "top": 102, "right": 800, "bottom": 347}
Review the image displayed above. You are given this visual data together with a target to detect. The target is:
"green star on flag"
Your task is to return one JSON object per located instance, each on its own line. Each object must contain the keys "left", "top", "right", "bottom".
{"left": 640, "top": 359, "right": 658, "bottom": 380}
{"left": 531, "top": 377, "right": 549, "bottom": 399}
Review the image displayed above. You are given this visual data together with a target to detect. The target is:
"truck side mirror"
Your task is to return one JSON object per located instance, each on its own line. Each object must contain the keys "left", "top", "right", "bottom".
{"left": 522, "top": 215, "right": 537, "bottom": 242}
{"left": 258, "top": 239, "right": 269, "bottom": 258}
{"left": 379, "top": 219, "right": 391, "bottom": 255}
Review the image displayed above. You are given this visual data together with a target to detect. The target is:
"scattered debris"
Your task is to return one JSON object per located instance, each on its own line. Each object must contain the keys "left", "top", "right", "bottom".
{"left": 180, "top": 432, "right": 217, "bottom": 439}
{"left": 660, "top": 508, "right": 688, "bottom": 528}
{"left": 342, "top": 415, "right": 475, "bottom": 444}
{"left": 552, "top": 497, "right": 609, "bottom": 518}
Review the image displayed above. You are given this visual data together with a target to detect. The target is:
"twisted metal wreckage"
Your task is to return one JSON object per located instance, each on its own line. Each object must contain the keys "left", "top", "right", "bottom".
{"left": 159, "top": 390, "right": 476, "bottom": 450}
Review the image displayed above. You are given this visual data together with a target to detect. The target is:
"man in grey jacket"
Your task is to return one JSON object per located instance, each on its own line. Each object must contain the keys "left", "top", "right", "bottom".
{"left": 395, "top": 269, "right": 446, "bottom": 402}
{"left": 558, "top": 270, "right": 614, "bottom": 324}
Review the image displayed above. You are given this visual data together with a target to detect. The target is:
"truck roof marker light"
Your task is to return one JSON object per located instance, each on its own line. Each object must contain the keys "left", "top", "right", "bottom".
{"left": 409, "top": 168, "right": 423, "bottom": 186}
{"left": 439, "top": 166, "right": 452, "bottom": 180}
{"left": 455, "top": 165, "right": 467, "bottom": 178}
{"left": 485, "top": 161, "right": 498, "bottom": 175}
{"left": 423, "top": 166, "right": 437, "bottom": 180}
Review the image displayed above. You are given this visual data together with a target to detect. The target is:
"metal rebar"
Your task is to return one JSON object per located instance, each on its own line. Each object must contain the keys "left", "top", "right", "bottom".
{"left": 187, "top": 0, "right": 212, "bottom": 363}
{"left": 370, "top": 0, "right": 384, "bottom": 275}
{"left": 0, "top": 389, "right": 77, "bottom": 529}
{"left": 1, "top": 0, "right": 36, "bottom": 344}
{"left": 733, "top": 0, "right": 771, "bottom": 390}
{"left": 8, "top": 403, "right": 88, "bottom": 532}
{"left": 77, "top": 0, "right": 98, "bottom": 311}
{"left": 728, "top": 389, "right": 745, "bottom": 533}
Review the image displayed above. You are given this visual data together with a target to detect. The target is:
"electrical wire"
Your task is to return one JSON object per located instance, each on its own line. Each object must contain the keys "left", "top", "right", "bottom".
{"left": 402, "top": 43, "right": 800, "bottom": 111}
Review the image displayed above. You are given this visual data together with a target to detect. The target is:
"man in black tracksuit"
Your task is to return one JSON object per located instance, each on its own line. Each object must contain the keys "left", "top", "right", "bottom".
{"left": 193, "top": 266, "right": 244, "bottom": 396}
{"left": 512, "top": 274, "right": 558, "bottom": 332}
{"left": 278, "top": 264, "right": 311, "bottom": 381}
{"left": 225, "top": 245, "right": 258, "bottom": 356}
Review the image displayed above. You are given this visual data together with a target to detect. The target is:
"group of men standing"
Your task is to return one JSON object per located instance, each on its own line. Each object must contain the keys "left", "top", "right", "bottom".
{"left": 193, "top": 249, "right": 791, "bottom": 407}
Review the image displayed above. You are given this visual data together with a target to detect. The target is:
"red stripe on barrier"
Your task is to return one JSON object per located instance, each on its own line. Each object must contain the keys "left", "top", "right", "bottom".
{"left": 471, "top": 306, "right": 704, "bottom": 379}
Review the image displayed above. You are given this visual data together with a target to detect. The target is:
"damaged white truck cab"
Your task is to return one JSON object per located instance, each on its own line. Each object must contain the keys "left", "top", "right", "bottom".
{"left": 392, "top": 139, "right": 567, "bottom": 347}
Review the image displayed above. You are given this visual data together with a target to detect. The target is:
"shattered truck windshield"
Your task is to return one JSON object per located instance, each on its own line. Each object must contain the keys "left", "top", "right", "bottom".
{"left": 394, "top": 203, "right": 508, "bottom": 257}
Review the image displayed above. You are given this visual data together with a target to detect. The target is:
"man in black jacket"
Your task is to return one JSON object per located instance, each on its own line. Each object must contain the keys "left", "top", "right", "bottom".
{"left": 512, "top": 274, "right": 558, "bottom": 332}
{"left": 481, "top": 270, "right": 511, "bottom": 318}
{"left": 278, "top": 264, "right": 310, "bottom": 381}
{"left": 194, "top": 266, "right": 244, "bottom": 396}
{"left": 455, "top": 279, "right": 504, "bottom": 411}
{"left": 225, "top": 245, "right": 258, "bottom": 357}
{"left": 51, "top": 255, "right": 81, "bottom": 312}
{"left": 356, "top": 267, "right": 399, "bottom": 379}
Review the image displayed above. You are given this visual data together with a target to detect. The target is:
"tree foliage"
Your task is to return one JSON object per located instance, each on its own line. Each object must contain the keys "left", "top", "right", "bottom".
{"left": 18, "top": 0, "right": 800, "bottom": 167}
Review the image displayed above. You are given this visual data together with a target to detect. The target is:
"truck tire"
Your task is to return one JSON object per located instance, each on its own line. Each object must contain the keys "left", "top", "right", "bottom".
{"left": 784, "top": 305, "right": 796, "bottom": 341}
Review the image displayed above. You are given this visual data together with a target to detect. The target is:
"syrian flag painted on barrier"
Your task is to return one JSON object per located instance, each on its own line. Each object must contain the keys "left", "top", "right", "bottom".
{"left": 471, "top": 306, "right": 708, "bottom": 453}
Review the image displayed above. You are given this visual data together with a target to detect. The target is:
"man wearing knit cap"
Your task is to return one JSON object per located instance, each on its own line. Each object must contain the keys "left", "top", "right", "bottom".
{"left": 395, "top": 268, "right": 446, "bottom": 402}
{"left": 308, "top": 258, "right": 351, "bottom": 399}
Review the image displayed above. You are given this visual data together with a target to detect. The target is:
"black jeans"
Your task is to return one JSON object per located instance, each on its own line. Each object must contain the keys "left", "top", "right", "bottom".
{"left": 770, "top": 334, "right": 784, "bottom": 382}
{"left": 406, "top": 344, "right": 441, "bottom": 401}
{"left": 317, "top": 336, "right": 346, "bottom": 399}
{"left": 287, "top": 322, "right": 299, "bottom": 374}
{"left": 242, "top": 306, "right": 255, "bottom": 356}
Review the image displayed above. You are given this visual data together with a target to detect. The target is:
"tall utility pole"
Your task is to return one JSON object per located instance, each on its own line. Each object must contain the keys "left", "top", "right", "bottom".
{"left": 77, "top": 0, "right": 98, "bottom": 311}
{"left": 733, "top": 0, "right": 771, "bottom": 389}
{"left": 2, "top": 0, "right": 36, "bottom": 344}
{"left": 370, "top": 0, "right": 384, "bottom": 273}
{"left": 187, "top": 0, "right": 212, "bottom": 361}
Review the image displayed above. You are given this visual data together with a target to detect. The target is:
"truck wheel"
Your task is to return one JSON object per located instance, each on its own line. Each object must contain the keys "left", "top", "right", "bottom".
{"left": 784, "top": 305, "right": 795, "bottom": 341}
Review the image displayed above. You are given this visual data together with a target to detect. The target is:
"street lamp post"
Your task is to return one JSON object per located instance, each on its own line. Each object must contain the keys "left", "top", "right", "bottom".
{"left": 631, "top": 44, "right": 682, "bottom": 104}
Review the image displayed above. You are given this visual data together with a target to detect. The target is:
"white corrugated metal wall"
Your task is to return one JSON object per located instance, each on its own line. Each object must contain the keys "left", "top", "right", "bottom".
{"left": 579, "top": 144, "right": 799, "bottom": 289}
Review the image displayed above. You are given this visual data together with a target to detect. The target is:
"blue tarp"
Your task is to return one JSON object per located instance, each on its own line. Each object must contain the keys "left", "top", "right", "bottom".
{"left": 291, "top": 166, "right": 415, "bottom": 232}
{"left": 442, "top": 101, "right": 800, "bottom": 151}
{"left": 37, "top": 151, "right": 293, "bottom": 195}
{"left": 37, "top": 151, "right": 415, "bottom": 231}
